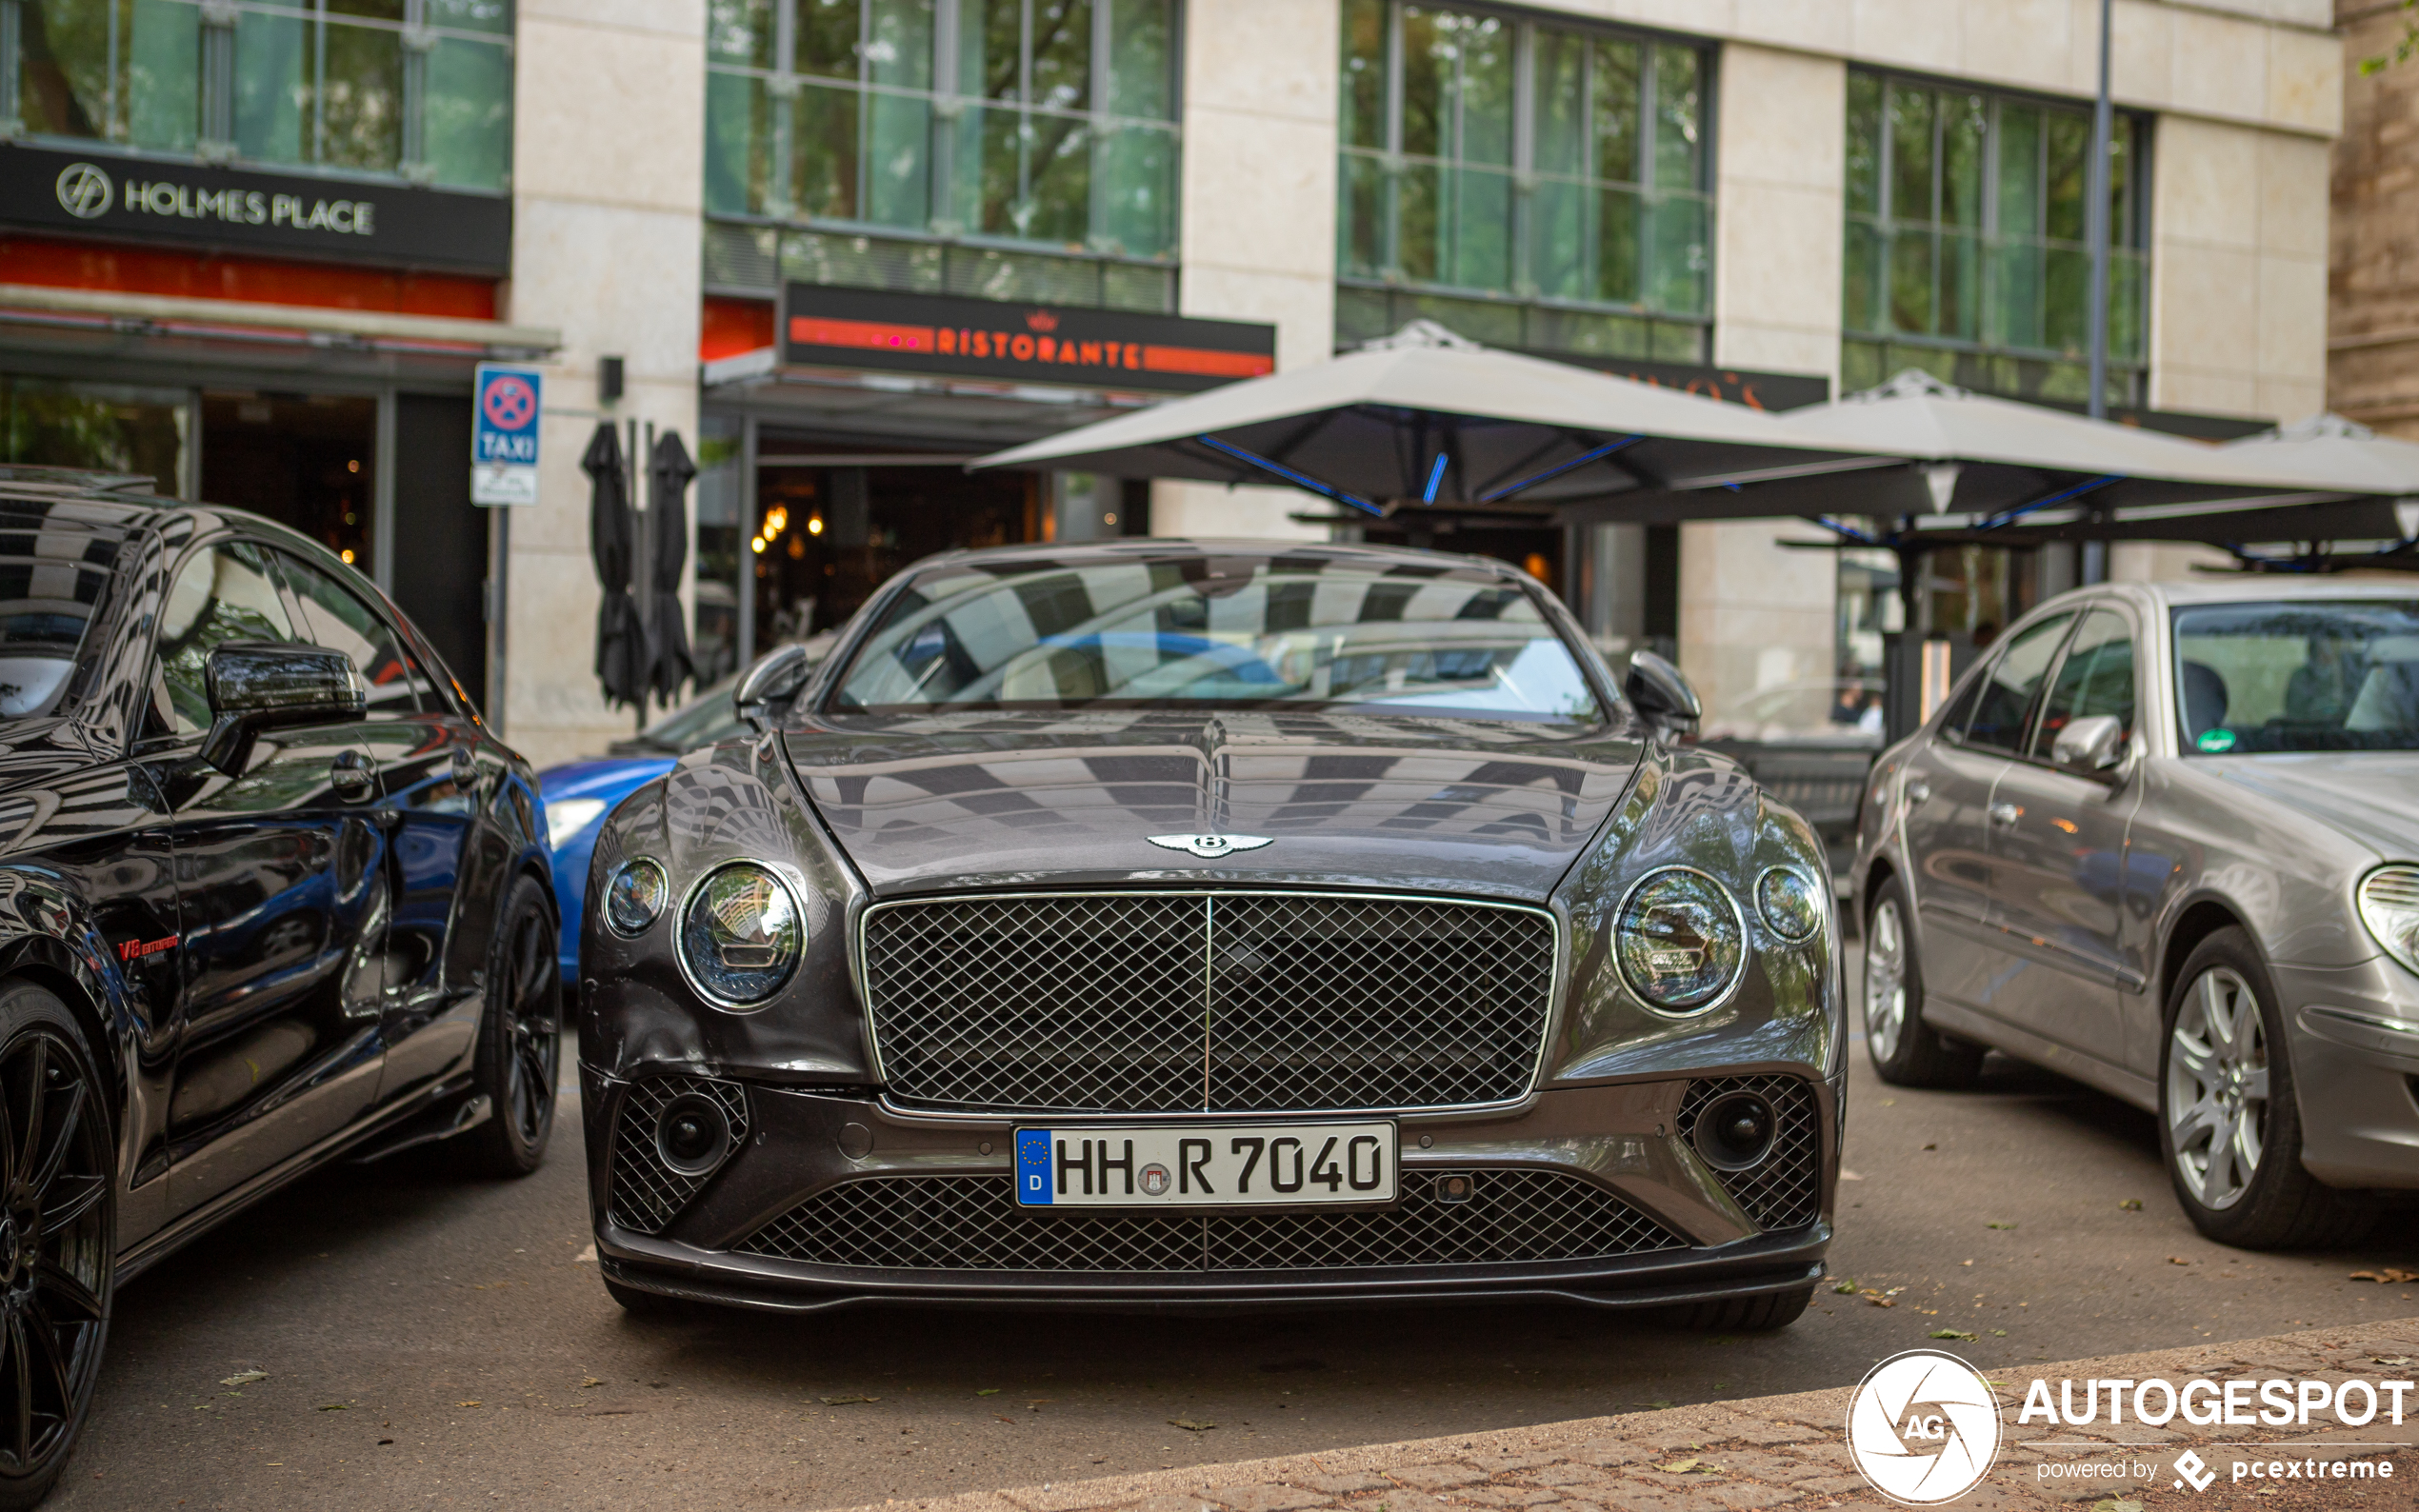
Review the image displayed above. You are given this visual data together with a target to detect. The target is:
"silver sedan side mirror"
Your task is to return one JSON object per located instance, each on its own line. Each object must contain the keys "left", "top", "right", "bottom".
{"left": 734, "top": 643, "right": 813, "bottom": 733}
{"left": 2051, "top": 712, "right": 2127, "bottom": 771}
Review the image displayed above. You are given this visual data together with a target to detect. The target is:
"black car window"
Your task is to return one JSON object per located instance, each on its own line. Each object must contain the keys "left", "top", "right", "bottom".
{"left": 1960, "top": 611, "right": 2074, "bottom": 753}
{"left": 0, "top": 519, "right": 111, "bottom": 722}
{"left": 2029, "top": 608, "right": 2136, "bottom": 761}
{"left": 276, "top": 551, "right": 430, "bottom": 716}
{"left": 149, "top": 540, "right": 298, "bottom": 739}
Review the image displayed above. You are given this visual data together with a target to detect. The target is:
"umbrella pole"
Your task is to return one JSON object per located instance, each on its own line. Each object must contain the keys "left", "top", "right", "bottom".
{"left": 629, "top": 417, "right": 649, "bottom": 736}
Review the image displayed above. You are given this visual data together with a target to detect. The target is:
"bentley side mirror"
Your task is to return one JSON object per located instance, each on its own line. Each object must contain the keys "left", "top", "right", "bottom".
{"left": 199, "top": 642, "right": 367, "bottom": 776}
{"left": 735, "top": 643, "right": 814, "bottom": 733}
{"left": 2050, "top": 713, "right": 2127, "bottom": 773}
{"left": 1624, "top": 649, "right": 1702, "bottom": 741}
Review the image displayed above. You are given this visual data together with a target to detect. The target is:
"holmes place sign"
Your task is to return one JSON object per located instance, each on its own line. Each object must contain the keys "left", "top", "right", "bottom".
{"left": 0, "top": 142, "right": 510, "bottom": 273}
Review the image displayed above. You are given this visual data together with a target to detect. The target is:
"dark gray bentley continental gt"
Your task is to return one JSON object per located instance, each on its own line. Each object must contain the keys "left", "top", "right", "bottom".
{"left": 578, "top": 541, "right": 1841, "bottom": 1324}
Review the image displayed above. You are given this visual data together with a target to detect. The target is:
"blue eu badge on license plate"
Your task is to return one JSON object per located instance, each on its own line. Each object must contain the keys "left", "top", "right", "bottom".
{"left": 1014, "top": 1128, "right": 1056, "bottom": 1205}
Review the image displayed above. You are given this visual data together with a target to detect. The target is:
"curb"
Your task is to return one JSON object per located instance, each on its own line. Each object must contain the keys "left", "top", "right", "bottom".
{"left": 824, "top": 1318, "right": 2419, "bottom": 1512}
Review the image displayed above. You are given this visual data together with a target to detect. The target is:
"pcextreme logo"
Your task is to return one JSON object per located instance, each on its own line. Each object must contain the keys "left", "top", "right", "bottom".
{"left": 1847, "top": 1351, "right": 2003, "bottom": 1505}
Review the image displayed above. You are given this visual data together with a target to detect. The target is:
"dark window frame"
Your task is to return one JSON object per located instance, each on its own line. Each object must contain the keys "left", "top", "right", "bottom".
{"left": 1842, "top": 64, "right": 2152, "bottom": 407}
{"left": 1334, "top": 0, "right": 1716, "bottom": 360}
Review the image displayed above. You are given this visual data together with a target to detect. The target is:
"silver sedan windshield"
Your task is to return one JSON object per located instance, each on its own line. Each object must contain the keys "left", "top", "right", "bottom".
{"left": 2174, "top": 599, "right": 2419, "bottom": 753}
{"left": 832, "top": 554, "right": 1602, "bottom": 721}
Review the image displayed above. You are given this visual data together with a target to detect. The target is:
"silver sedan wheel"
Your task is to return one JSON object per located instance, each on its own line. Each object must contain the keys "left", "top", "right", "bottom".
{"left": 2166, "top": 965, "right": 2270, "bottom": 1211}
{"left": 1865, "top": 898, "right": 1909, "bottom": 1064}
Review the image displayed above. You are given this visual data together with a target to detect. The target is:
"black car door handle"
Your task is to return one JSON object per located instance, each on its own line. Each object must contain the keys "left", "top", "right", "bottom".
{"left": 330, "top": 750, "right": 376, "bottom": 802}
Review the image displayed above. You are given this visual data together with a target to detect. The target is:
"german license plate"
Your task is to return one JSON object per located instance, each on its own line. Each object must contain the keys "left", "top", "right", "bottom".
{"left": 1012, "top": 1122, "right": 1396, "bottom": 1208}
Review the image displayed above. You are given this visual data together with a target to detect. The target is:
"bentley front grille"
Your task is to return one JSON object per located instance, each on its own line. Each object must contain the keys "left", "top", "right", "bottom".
{"left": 860, "top": 892, "right": 1556, "bottom": 1115}
{"left": 1676, "top": 1075, "right": 1823, "bottom": 1232}
{"left": 608, "top": 1075, "right": 750, "bottom": 1235}
{"left": 734, "top": 1168, "right": 1683, "bottom": 1272}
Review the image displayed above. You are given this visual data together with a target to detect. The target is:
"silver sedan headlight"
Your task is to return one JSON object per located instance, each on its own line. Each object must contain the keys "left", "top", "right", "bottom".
{"left": 2356, "top": 865, "right": 2419, "bottom": 976}
{"left": 679, "top": 863, "right": 803, "bottom": 1006}
{"left": 1615, "top": 866, "right": 1746, "bottom": 1013}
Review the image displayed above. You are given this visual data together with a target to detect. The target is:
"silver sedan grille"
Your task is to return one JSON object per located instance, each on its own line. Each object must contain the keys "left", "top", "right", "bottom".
{"left": 859, "top": 891, "right": 1557, "bottom": 1114}
{"left": 734, "top": 1169, "right": 1682, "bottom": 1271}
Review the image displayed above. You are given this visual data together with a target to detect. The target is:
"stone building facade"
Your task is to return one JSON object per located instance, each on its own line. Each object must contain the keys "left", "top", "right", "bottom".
{"left": 0, "top": 0, "right": 2343, "bottom": 765}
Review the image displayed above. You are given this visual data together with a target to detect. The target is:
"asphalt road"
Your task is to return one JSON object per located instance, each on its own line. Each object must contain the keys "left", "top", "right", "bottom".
{"left": 58, "top": 949, "right": 2419, "bottom": 1511}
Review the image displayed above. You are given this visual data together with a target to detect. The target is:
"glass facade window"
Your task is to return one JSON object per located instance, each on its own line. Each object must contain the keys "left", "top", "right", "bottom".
{"left": 2, "top": 0, "right": 513, "bottom": 191}
{"left": 1842, "top": 70, "right": 2149, "bottom": 406}
{"left": 0, "top": 375, "right": 188, "bottom": 497}
{"left": 1336, "top": 0, "right": 1711, "bottom": 361}
{"left": 705, "top": 0, "right": 1180, "bottom": 264}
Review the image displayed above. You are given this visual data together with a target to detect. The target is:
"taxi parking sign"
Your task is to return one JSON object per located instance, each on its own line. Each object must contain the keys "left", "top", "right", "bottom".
{"left": 471, "top": 362, "right": 542, "bottom": 506}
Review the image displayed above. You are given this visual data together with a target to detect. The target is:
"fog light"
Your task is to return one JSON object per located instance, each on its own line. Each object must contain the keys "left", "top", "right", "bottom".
{"left": 1693, "top": 1090, "right": 1776, "bottom": 1171}
{"left": 655, "top": 1092, "right": 732, "bottom": 1176}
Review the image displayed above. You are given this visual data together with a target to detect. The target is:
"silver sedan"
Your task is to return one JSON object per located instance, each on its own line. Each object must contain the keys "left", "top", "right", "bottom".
{"left": 1852, "top": 580, "right": 2419, "bottom": 1247}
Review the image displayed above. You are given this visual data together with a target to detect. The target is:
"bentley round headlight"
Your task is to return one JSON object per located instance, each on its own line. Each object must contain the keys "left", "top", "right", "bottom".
{"left": 1615, "top": 866, "right": 1746, "bottom": 1013}
{"left": 2357, "top": 865, "right": 2419, "bottom": 976}
{"left": 1755, "top": 866, "right": 1823, "bottom": 944}
{"left": 679, "top": 863, "right": 802, "bottom": 1006}
{"left": 603, "top": 858, "right": 669, "bottom": 937}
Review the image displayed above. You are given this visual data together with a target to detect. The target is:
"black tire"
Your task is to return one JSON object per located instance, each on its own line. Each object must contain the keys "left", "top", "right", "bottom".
{"left": 2157, "top": 927, "right": 2372, "bottom": 1249}
{"left": 0, "top": 982, "right": 114, "bottom": 1511}
{"left": 1659, "top": 1284, "right": 1812, "bottom": 1332}
{"left": 455, "top": 875, "right": 560, "bottom": 1178}
{"left": 1862, "top": 876, "right": 1984, "bottom": 1088}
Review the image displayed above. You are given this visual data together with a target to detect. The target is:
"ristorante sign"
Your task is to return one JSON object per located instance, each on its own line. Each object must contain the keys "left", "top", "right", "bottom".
{"left": 781, "top": 284, "right": 1276, "bottom": 395}
{"left": 0, "top": 143, "right": 511, "bottom": 272}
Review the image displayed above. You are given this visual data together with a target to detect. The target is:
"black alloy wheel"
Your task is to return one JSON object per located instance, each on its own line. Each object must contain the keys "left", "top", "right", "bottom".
{"left": 0, "top": 984, "right": 112, "bottom": 1511}
{"left": 459, "top": 876, "right": 561, "bottom": 1178}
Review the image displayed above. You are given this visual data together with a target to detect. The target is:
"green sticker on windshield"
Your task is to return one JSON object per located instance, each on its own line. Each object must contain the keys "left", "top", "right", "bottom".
{"left": 2196, "top": 727, "right": 2236, "bottom": 753}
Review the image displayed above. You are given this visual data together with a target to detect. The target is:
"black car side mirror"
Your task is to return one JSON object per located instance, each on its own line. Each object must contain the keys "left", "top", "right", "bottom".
{"left": 1625, "top": 649, "right": 1702, "bottom": 740}
{"left": 198, "top": 641, "right": 367, "bottom": 776}
{"left": 734, "top": 643, "right": 814, "bottom": 733}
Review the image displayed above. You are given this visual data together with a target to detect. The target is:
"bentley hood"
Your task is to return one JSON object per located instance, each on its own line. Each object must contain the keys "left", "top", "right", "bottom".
{"left": 781, "top": 709, "right": 1648, "bottom": 901}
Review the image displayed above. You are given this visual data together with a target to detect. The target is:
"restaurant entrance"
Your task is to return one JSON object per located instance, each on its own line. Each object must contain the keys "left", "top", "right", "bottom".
{"left": 750, "top": 449, "right": 1040, "bottom": 644}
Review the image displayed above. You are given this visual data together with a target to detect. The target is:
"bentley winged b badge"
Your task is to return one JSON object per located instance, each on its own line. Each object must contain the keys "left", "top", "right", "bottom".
{"left": 1148, "top": 834, "right": 1273, "bottom": 859}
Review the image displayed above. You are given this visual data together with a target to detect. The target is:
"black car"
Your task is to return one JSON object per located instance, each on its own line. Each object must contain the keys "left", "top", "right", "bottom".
{"left": 0, "top": 473, "right": 558, "bottom": 1506}
{"left": 580, "top": 541, "right": 1840, "bottom": 1323}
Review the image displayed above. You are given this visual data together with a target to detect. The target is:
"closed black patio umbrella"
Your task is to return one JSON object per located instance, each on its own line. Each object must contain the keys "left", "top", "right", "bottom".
{"left": 644, "top": 430, "right": 696, "bottom": 704}
{"left": 583, "top": 423, "right": 648, "bottom": 712}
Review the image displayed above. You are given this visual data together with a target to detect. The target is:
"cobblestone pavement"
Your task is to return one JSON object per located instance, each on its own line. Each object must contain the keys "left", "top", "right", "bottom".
{"left": 823, "top": 1321, "right": 2419, "bottom": 1512}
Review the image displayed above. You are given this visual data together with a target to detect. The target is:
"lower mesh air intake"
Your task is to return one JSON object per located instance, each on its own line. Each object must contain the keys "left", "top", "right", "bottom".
{"left": 1675, "top": 1074, "right": 1823, "bottom": 1231}
{"left": 733, "top": 1168, "right": 1685, "bottom": 1271}
{"left": 608, "top": 1075, "right": 750, "bottom": 1235}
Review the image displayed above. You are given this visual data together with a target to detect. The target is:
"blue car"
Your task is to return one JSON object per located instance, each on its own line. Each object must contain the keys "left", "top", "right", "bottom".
{"left": 538, "top": 676, "right": 740, "bottom": 980}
